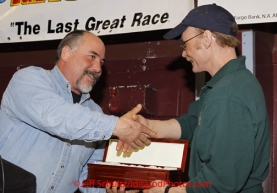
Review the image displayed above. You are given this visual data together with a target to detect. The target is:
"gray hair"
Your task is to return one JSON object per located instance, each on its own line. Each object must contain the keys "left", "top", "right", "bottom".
{"left": 55, "top": 30, "right": 87, "bottom": 63}
{"left": 196, "top": 23, "right": 240, "bottom": 48}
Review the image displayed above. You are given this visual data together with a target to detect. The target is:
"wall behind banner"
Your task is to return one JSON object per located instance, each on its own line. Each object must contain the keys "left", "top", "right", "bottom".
{"left": 0, "top": 21, "right": 277, "bottom": 193}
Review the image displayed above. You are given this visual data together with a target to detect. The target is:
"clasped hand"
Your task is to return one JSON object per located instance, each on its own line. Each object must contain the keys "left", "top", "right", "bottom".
{"left": 113, "top": 104, "right": 157, "bottom": 152}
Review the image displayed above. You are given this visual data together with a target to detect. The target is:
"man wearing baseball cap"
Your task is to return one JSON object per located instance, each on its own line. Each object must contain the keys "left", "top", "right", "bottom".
{"left": 106, "top": 3, "right": 270, "bottom": 193}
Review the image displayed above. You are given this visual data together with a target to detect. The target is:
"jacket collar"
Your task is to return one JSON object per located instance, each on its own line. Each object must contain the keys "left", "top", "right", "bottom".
{"left": 51, "top": 65, "right": 91, "bottom": 102}
{"left": 206, "top": 56, "right": 246, "bottom": 88}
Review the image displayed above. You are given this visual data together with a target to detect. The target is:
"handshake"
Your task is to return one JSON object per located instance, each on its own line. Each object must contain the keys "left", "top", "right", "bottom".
{"left": 112, "top": 104, "right": 158, "bottom": 152}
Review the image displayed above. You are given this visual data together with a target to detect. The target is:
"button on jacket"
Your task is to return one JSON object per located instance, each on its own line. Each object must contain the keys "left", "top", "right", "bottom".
{"left": 0, "top": 65, "right": 118, "bottom": 193}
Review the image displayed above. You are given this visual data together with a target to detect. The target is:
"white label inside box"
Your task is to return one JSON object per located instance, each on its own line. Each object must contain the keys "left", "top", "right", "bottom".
{"left": 104, "top": 139, "right": 185, "bottom": 168}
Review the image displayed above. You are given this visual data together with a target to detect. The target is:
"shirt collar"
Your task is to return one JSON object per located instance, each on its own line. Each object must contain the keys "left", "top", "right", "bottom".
{"left": 51, "top": 65, "right": 69, "bottom": 91}
{"left": 51, "top": 65, "right": 91, "bottom": 102}
{"left": 206, "top": 56, "right": 246, "bottom": 88}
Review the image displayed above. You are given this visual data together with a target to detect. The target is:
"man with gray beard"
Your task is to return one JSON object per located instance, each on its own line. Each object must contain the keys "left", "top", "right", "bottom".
{"left": 0, "top": 30, "right": 157, "bottom": 193}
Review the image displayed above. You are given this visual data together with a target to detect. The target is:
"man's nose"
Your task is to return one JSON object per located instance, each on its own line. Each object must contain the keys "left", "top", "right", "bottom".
{"left": 91, "top": 60, "right": 102, "bottom": 73}
{"left": 182, "top": 50, "right": 187, "bottom": 58}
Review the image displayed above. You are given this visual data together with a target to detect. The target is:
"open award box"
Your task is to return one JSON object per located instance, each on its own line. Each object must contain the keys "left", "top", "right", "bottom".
{"left": 85, "top": 138, "right": 189, "bottom": 189}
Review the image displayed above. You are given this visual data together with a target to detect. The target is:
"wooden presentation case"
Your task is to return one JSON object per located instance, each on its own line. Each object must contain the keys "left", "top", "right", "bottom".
{"left": 85, "top": 138, "right": 189, "bottom": 189}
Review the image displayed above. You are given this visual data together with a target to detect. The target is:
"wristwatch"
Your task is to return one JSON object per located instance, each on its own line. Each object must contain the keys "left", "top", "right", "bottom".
{"left": 164, "top": 185, "right": 172, "bottom": 193}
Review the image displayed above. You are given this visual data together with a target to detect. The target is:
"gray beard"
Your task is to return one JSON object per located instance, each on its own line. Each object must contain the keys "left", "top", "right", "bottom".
{"left": 76, "top": 70, "right": 100, "bottom": 94}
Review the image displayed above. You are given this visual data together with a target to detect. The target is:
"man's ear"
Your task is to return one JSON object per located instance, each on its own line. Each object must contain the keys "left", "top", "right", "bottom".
{"left": 202, "top": 30, "right": 213, "bottom": 49}
{"left": 61, "top": 46, "right": 72, "bottom": 62}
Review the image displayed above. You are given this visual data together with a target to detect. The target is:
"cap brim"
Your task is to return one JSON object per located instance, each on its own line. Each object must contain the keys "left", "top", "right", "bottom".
{"left": 163, "top": 23, "right": 188, "bottom": 40}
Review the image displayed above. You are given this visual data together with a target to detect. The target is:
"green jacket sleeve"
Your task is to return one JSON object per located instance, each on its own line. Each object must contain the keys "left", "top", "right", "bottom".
{"left": 176, "top": 100, "right": 199, "bottom": 141}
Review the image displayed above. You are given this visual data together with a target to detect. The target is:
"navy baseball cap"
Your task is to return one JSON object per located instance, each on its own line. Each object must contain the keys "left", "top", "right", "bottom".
{"left": 163, "top": 4, "right": 237, "bottom": 39}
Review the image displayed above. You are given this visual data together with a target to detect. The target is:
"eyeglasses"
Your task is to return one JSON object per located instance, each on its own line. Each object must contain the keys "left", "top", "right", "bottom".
{"left": 179, "top": 32, "right": 204, "bottom": 50}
